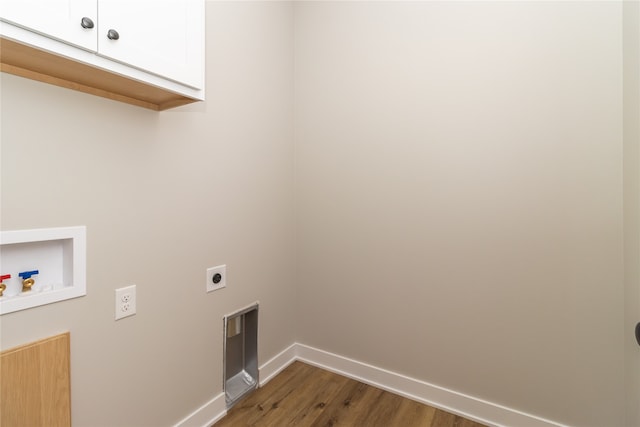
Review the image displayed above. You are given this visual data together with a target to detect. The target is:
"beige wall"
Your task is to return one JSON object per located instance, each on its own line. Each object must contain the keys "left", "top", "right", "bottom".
{"left": 624, "top": 2, "right": 640, "bottom": 426}
{"left": 0, "top": 2, "right": 295, "bottom": 426}
{"left": 1, "top": 1, "right": 636, "bottom": 426}
{"left": 294, "top": 2, "right": 625, "bottom": 426}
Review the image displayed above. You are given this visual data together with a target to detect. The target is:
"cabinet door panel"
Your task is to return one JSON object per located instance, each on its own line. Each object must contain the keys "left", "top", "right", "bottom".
{"left": 1, "top": 333, "right": 71, "bottom": 427}
{"left": 0, "top": 0, "right": 97, "bottom": 51}
{"left": 97, "top": 0, "right": 203, "bottom": 89}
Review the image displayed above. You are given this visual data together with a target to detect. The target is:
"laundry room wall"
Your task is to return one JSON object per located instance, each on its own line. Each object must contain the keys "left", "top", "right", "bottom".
{"left": 294, "top": 2, "right": 625, "bottom": 426}
{"left": 0, "top": 2, "right": 296, "bottom": 425}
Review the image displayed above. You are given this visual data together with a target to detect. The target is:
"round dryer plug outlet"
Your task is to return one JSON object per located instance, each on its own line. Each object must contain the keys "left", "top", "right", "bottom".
{"left": 206, "top": 265, "right": 226, "bottom": 293}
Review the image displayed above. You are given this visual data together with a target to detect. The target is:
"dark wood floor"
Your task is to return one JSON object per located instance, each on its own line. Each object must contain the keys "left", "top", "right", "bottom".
{"left": 213, "top": 361, "right": 488, "bottom": 427}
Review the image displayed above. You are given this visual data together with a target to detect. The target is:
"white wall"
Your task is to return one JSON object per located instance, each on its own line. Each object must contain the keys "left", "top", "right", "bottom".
{"left": 0, "top": 2, "right": 295, "bottom": 426}
{"left": 294, "top": 2, "right": 625, "bottom": 426}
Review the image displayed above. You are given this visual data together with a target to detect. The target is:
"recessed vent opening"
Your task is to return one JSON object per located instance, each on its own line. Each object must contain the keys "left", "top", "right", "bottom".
{"left": 224, "top": 304, "right": 258, "bottom": 408}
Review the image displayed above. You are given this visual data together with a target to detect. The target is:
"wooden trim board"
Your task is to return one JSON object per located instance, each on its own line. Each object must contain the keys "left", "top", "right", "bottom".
{"left": 0, "top": 38, "right": 197, "bottom": 111}
{"left": 0, "top": 332, "right": 71, "bottom": 427}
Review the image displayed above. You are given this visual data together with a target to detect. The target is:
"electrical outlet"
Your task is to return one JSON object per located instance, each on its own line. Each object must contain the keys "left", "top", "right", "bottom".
{"left": 206, "top": 264, "right": 226, "bottom": 293}
{"left": 115, "top": 285, "right": 136, "bottom": 320}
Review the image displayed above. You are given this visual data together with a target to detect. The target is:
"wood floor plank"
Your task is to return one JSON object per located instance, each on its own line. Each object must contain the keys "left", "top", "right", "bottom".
{"left": 213, "top": 362, "right": 488, "bottom": 427}
{"left": 389, "top": 398, "right": 436, "bottom": 427}
{"left": 214, "top": 361, "right": 315, "bottom": 427}
{"left": 356, "top": 387, "right": 405, "bottom": 427}
{"left": 260, "top": 368, "right": 350, "bottom": 426}
{"left": 362, "top": 391, "right": 405, "bottom": 427}
{"left": 308, "top": 378, "right": 372, "bottom": 427}
{"left": 248, "top": 363, "right": 322, "bottom": 426}
{"left": 431, "top": 409, "right": 458, "bottom": 427}
{"left": 431, "top": 409, "right": 487, "bottom": 427}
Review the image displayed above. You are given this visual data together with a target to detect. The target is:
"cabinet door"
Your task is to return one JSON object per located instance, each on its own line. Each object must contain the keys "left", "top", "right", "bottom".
{"left": 97, "top": 0, "right": 204, "bottom": 89}
{"left": 0, "top": 0, "right": 97, "bottom": 51}
{"left": 1, "top": 333, "right": 71, "bottom": 427}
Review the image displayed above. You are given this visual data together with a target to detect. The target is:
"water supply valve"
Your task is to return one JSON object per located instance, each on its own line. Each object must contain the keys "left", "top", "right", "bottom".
{"left": 0, "top": 274, "right": 10, "bottom": 297}
{"left": 19, "top": 270, "right": 39, "bottom": 292}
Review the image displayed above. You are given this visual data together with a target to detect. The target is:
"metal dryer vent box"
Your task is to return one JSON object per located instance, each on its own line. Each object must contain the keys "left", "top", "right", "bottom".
{"left": 223, "top": 303, "right": 258, "bottom": 408}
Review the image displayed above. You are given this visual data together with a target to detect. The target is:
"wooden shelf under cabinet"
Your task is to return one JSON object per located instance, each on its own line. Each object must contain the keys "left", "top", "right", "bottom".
{"left": 0, "top": 37, "right": 198, "bottom": 111}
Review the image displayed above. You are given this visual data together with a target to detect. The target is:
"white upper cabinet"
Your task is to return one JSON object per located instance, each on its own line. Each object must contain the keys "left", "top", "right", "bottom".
{"left": 0, "top": 0, "right": 97, "bottom": 51}
{"left": 0, "top": 0, "right": 204, "bottom": 108}
{"left": 97, "top": 0, "right": 204, "bottom": 89}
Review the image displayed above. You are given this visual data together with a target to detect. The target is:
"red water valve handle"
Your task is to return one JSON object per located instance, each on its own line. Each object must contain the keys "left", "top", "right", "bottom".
{"left": 0, "top": 274, "right": 11, "bottom": 281}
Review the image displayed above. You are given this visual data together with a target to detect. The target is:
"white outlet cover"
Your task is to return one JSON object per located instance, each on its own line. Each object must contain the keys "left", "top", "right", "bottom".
{"left": 115, "top": 285, "right": 136, "bottom": 320}
{"left": 206, "top": 265, "right": 226, "bottom": 293}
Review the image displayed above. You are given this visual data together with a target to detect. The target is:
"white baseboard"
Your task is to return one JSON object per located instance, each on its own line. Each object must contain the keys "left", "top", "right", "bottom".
{"left": 295, "top": 343, "right": 568, "bottom": 427}
{"left": 173, "top": 344, "right": 297, "bottom": 427}
{"left": 173, "top": 392, "right": 226, "bottom": 427}
{"left": 258, "top": 342, "right": 298, "bottom": 386}
{"left": 176, "top": 342, "right": 567, "bottom": 427}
